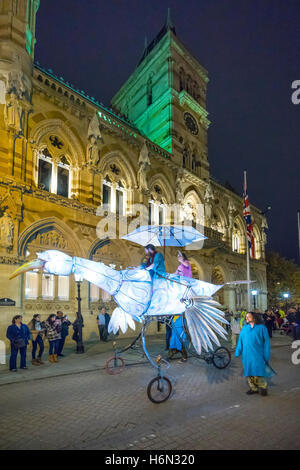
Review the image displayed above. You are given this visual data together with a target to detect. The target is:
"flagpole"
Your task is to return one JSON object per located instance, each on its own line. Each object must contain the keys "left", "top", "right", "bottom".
{"left": 244, "top": 170, "right": 251, "bottom": 311}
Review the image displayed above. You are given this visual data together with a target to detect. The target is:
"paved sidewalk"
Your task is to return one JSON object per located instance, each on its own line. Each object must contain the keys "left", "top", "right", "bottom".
{"left": 0, "top": 330, "right": 291, "bottom": 386}
{"left": 0, "top": 331, "right": 298, "bottom": 450}
{"left": 0, "top": 335, "right": 150, "bottom": 386}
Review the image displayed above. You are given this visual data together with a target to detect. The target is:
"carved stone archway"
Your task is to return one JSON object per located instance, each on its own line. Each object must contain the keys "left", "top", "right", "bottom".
{"left": 18, "top": 217, "right": 84, "bottom": 258}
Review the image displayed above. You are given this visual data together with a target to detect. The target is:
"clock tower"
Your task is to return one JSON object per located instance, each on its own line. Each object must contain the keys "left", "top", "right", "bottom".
{"left": 111, "top": 10, "right": 210, "bottom": 179}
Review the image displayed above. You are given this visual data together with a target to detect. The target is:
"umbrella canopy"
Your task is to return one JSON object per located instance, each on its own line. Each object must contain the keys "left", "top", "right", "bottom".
{"left": 121, "top": 225, "right": 207, "bottom": 248}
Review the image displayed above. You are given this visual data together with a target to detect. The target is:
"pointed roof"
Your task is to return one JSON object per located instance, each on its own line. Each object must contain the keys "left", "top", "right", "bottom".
{"left": 137, "top": 9, "right": 176, "bottom": 66}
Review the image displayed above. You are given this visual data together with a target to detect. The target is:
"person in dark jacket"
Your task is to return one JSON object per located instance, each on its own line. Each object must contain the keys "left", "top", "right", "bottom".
{"left": 104, "top": 311, "right": 111, "bottom": 340}
{"left": 28, "top": 314, "right": 45, "bottom": 365}
{"left": 263, "top": 310, "right": 275, "bottom": 338}
{"left": 6, "top": 315, "right": 31, "bottom": 372}
{"left": 57, "top": 315, "right": 72, "bottom": 357}
{"left": 287, "top": 308, "right": 300, "bottom": 341}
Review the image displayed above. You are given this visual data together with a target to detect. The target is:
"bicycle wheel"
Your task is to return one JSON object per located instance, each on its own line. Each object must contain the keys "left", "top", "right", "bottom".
{"left": 147, "top": 376, "right": 172, "bottom": 404}
{"left": 212, "top": 347, "right": 231, "bottom": 369}
{"left": 105, "top": 355, "right": 125, "bottom": 375}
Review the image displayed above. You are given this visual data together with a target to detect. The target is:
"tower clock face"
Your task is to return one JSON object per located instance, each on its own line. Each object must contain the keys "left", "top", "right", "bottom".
{"left": 184, "top": 112, "right": 198, "bottom": 135}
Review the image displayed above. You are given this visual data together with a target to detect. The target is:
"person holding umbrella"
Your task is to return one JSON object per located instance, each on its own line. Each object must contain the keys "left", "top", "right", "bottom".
{"left": 175, "top": 251, "right": 192, "bottom": 278}
{"left": 167, "top": 251, "right": 193, "bottom": 363}
{"left": 141, "top": 244, "right": 166, "bottom": 278}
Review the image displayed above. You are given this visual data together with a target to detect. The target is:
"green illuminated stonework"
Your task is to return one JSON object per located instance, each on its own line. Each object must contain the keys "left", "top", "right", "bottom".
{"left": 111, "top": 18, "right": 211, "bottom": 178}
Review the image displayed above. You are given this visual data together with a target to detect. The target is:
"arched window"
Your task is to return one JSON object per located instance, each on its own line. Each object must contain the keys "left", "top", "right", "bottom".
{"left": 232, "top": 220, "right": 244, "bottom": 254}
{"left": 179, "top": 68, "right": 185, "bottom": 92}
{"left": 191, "top": 154, "right": 196, "bottom": 171}
{"left": 102, "top": 176, "right": 112, "bottom": 210}
{"left": 57, "top": 156, "right": 70, "bottom": 198}
{"left": 147, "top": 77, "right": 153, "bottom": 107}
{"left": 186, "top": 75, "right": 192, "bottom": 95}
{"left": 253, "top": 227, "right": 261, "bottom": 260}
{"left": 158, "top": 201, "right": 165, "bottom": 225}
{"left": 148, "top": 197, "right": 155, "bottom": 225}
{"left": 116, "top": 181, "right": 126, "bottom": 216}
{"left": 232, "top": 232, "right": 240, "bottom": 253}
{"left": 148, "top": 197, "right": 166, "bottom": 225}
{"left": 37, "top": 150, "right": 71, "bottom": 198}
{"left": 38, "top": 149, "right": 52, "bottom": 191}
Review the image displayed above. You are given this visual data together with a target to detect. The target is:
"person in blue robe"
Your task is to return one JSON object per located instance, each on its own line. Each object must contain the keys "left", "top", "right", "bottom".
{"left": 168, "top": 315, "right": 188, "bottom": 362}
{"left": 235, "top": 311, "right": 273, "bottom": 396}
{"left": 141, "top": 244, "right": 166, "bottom": 278}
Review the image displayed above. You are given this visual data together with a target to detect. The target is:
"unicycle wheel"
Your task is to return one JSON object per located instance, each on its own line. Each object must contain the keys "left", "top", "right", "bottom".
{"left": 147, "top": 376, "right": 172, "bottom": 403}
{"left": 105, "top": 356, "right": 125, "bottom": 375}
{"left": 212, "top": 347, "right": 231, "bottom": 369}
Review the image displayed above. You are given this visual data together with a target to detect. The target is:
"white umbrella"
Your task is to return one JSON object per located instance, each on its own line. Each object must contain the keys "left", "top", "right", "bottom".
{"left": 122, "top": 225, "right": 207, "bottom": 254}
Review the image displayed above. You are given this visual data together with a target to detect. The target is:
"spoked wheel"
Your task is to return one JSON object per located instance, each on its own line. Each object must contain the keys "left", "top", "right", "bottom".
{"left": 105, "top": 355, "right": 125, "bottom": 375}
{"left": 212, "top": 347, "right": 231, "bottom": 369}
{"left": 147, "top": 376, "right": 172, "bottom": 404}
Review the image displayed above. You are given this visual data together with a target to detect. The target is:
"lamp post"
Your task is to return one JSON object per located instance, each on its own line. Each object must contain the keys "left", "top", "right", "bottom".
{"left": 74, "top": 273, "right": 84, "bottom": 354}
{"left": 251, "top": 290, "right": 258, "bottom": 310}
{"left": 283, "top": 293, "right": 289, "bottom": 315}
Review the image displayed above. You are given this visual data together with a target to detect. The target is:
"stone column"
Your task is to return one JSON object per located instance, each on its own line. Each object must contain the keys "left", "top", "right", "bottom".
{"left": 223, "top": 286, "right": 236, "bottom": 312}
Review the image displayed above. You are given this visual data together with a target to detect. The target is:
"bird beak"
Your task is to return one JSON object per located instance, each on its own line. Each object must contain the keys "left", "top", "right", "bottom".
{"left": 9, "top": 259, "right": 45, "bottom": 280}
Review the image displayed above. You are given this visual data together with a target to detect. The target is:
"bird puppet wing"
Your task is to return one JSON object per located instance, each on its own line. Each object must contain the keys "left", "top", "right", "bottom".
{"left": 184, "top": 295, "right": 228, "bottom": 355}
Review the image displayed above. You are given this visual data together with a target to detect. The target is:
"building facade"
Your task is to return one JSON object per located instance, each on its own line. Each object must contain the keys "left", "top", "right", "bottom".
{"left": 0, "top": 1, "right": 268, "bottom": 345}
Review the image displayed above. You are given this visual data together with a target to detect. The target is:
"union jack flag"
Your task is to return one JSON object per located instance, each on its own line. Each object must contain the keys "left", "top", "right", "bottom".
{"left": 243, "top": 172, "right": 255, "bottom": 258}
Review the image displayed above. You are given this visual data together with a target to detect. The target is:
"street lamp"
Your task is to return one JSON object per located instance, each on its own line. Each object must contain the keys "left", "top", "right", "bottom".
{"left": 251, "top": 290, "right": 258, "bottom": 310}
{"left": 283, "top": 292, "right": 290, "bottom": 315}
{"left": 74, "top": 273, "right": 84, "bottom": 354}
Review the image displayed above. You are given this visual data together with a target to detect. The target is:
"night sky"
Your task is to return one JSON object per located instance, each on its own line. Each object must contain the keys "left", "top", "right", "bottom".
{"left": 34, "top": 0, "right": 300, "bottom": 263}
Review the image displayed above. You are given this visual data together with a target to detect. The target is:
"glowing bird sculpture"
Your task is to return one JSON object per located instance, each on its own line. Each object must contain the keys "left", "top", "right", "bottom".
{"left": 10, "top": 250, "right": 231, "bottom": 354}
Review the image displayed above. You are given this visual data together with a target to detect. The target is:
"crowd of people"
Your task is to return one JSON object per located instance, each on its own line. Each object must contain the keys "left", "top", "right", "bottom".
{"left": 225, "top": 305, "right": 300, "bottom": 352}
{"left": 6, "top": 311, "right": 73, "bottom": 371}
{"left": 4, "top": 244, "right": 299, "bottom": 398}
{"left": 6, "top": 306, "right": 113, "bottom": 372}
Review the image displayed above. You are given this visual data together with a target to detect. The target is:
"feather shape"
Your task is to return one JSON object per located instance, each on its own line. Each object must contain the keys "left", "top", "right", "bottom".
{"left": 108, "top": 307, "right": 136, "bottom": 334}
{"left": 184, "top": 296, "right": 228, "bottom": 354}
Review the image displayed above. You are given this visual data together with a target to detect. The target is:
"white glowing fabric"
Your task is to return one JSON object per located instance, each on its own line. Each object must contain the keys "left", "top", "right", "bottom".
{"left": 37, "top": 250, "right": 228, "bottom": 354}
{"left": 121, "top": 225, "right": 207, "bottom": 247}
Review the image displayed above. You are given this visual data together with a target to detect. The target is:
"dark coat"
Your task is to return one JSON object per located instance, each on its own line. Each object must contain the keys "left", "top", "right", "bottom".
{"left": 104, "top": 313, "right": 110, "bottom": 329}
{"left": 61, "top": 320, "right": 71, "bottom": 338}
{"left": 6, "top": 323, "right": 31, "bottom": 347}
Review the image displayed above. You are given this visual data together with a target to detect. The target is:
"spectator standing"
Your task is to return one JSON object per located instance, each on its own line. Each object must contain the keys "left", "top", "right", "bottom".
{"left": 104, "top": 310, "right": 111, "bottom": 340}
{"left": 6, "top": 315, "right": 30, "bottom": 372}
{"left": 240, "top": 310, "right": 247, "bottom": 329}
{"left": 28, "top": 314, "right": 45, "bottom": 365}
{"left": 224, "top": 310, "right": 233, "bottom": 333}
{"left": 45, "top": 314, "right": 60, "bottom": 363}
{"left": 263, "top": 310, "right": 275, "bottom": 338}
{"left": 97, "top": 307, "right": 108, "bottom": 342}
{"left": 277, "top": 309, "right": 285, "bottom": 329}
{"left": 231, "top": 313, "right": 241, "bottom": 350}
{"left": 235, "top": 312, "right": 272, "bottom": 396}
{"left": 287, "top": 308, "right": 300, "bottom": 341}
{"left": 57, "top": 315, "right": 72, "bottom": 357}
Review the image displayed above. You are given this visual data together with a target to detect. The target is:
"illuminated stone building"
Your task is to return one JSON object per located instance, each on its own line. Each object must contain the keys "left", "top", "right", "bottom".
{"left": 0, "top": 2, "right": 268, "bottom": 345}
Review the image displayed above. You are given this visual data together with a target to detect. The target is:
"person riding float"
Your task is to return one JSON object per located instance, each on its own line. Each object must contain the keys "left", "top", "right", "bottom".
{"left": 168, "top": 251, "right": 193, "bottom": 363}
{"left": 141, "top": 244, "right": 166, "bottom": 278}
